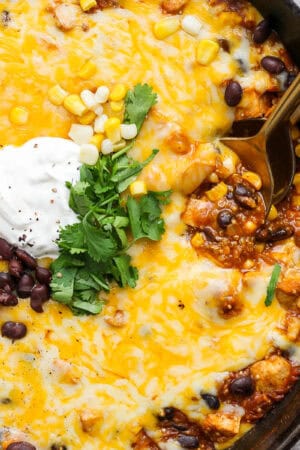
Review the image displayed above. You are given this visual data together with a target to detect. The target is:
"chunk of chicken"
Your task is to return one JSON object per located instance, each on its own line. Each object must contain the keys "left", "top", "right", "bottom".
{"left": 104, "top": 308, "right": 127, "bottom": 327}
{"left": 54, "top": 4, "right": 77, "bottom": 31}
{"left": 79, "top": 409, "right": 102, "bottom": 433}
{"left": 284, "top": 313, "right": 300, "bottom": 342}
{"left": 250, "top": 355, "right": 292, "bottom": 394}
{"left": 161, "top": 0, "right": 189, "bottom": 14}
{"left": 202, "top": 412, "right": 241, "bottom": 440}
{"left": 180, "top": 160, "right": 215, "bottom": 195}
{"left": 182, "top": 198, "right": 214, "bottom": 228}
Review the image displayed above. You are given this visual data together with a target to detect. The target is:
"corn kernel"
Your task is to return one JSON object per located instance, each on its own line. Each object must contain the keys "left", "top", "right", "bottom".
{"left": 196, "top": 40, "right": 219, "bottom": 65}
{"left": 9, "top": 106, "right": 29, "bottom": 125}
{"left": 295, "top": 143, "right": 300, "bottom": 158}
{"left": 80, "top": 89, "right": 97, "bottom": 109}
{"left": 68, "top": 124, "right": 94, "bottom": 144}
{"left": 291, "top": 126, "right": 300, "bottom": 140}
{"left": 113, "top": 140, "right": 126, "bottom": 151}
{"left": 90, "top": 133, "right": 104, "bottom": 150}
{"left": 208, "top": 173, "right": 219, "bottom": 184}
{"left": 206, "top": 181, "right": 227, "bottom": 201}
{"left": 256, "top": 243, "right": 265, "bottom": 253}
{"left": 93, "top": 105, "right": 104, "bottom": 116}
{"left": 129, "top": 181, "right": 147, "bottom": 197}
{"left": 292, "top": 195, "right": 300, "bottom": 207}
{"left": 267, "top": 205, "right": 278, "bottom": 221}
{"left": 63, "top": 95, "right": 88, "bottom": 117}
{"left": 78, "top": 60, "right": 97, "bottom": 79}
{"left": 110, "top": 101, "right": 124, "bottom": 112}
{"left": 95, "top": 86, "right": 110, "bottom": 104}
{"left": 0, "top": 261, "right": 9, "bottom": 271}
{"left": 101, "top": 138, "right": 114, "bottom": 155}
{"left": 48, "top": 84, "right": 68, "bottom": 106}
{"left": 243, "top": 220, "right": 257, "bottom": 234}
{"left": 243, "top": 259, "right": 254, "bottom": 270}
{"left": 120, "top": 123, "right": 138, "bottom": 140}
{"left": 109, "top": 84, "right": 127, "bottom": 102}
{"left": 181, "top": 15, "right": 202, "bottom": 36}
{"left": 79, "top": 144, "right": 99, "bottom": 165}
{"left": 242, "top": 171, "right": 262, "bottom": 191}
{"left": 80, "top": 0, "right": 97, "bottom": 12}
{"left": 191, "top": 232, "right": 204, "bottom": 248}
{"left": 78, "top": 110, "right": 96, "bottom": 125}
{"left": 293, "top": 173, "right": 300, "bottom": 194}
{"left": 94, "top": 114, "right": 108, "bottom": 133}
{"left": 104, "top": 117, "right": 121, "bottom": 143}
{"left": 153, "top": 18, "right": 180, "bottom": 40}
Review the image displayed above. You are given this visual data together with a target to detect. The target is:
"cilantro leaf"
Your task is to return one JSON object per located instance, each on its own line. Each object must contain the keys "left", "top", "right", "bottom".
{"left": 113, "top": 255, "right": 138, "bottom": 288}
{"left": 68, "top": 181, "right": 93, "bottom": 217}
{"left": 50, "top": 267, "right": 77, "bottom": 304}
{"left": 82, "top": 218, "right": 117, "bottom": 263}
{"left": 127, "top": 192, "right": 166, "bottom": 241}
{"left": 124, "top": 84, "right": 158, "bottom": 133}
{"left": 264, "top": 263, "right": 281, "bottom": 307}
{"left": 111, "top": 149, "right": 159, "bottom": 193}
{"left": 58, "top": 222, "right": 86, "bottom": 255}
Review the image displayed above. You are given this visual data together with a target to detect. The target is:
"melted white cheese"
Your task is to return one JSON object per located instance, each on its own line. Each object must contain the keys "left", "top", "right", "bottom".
{"left": 0, "top": 137, "right": 80, "bottom": 258}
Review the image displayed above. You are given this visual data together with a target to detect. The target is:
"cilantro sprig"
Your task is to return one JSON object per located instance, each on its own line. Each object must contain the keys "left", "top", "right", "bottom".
{"left": 124, "top": 83, "right": 157, "bottom": 133}
{"left": 50, "top": 84, "right": 170, "bottom": 315}
{"left": 264, "top": 263, "right": 281, "bottom": 307}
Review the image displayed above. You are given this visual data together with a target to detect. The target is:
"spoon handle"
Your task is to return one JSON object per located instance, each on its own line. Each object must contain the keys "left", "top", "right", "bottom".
{"left": 261, "top": 73, "right": 300, "bottom": 138}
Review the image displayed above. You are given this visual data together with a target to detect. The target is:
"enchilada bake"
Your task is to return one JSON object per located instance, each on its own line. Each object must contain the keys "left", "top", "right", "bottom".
{"left": 0, "top": 0, "right": 299, "bottom": 449}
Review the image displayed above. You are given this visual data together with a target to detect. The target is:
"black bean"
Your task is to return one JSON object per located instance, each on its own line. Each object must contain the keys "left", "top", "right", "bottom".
{"left": 229, "top": 376, "right": 254, "bottom": 396}
{"left": 203, "top": 227, "right": 219, "bottom": 242}
{"left": 261, "top": 56, "right": 285, "bottom": 74}
{"left": 217, "top": 210, "right": 233, "bottom": 229}
{"left": 224, "top": 80, "right": 243, "bottom": 107}
{"left": 256, "top": 225, "right": 294, "bottom": 242}
{"left": 177, "top": 435, "right": 200, "bottom": 448}
{"left": 36, "top": 266, "right": 52, "bottom": 285}
{"left": 50, "top": 446, "right": 67, "bottom": 450}
{"left": 9, "top": 258, "right": 24, "bottom": 279}
{"left": 1, "top": 321, "right": 27, "bottom": 340}
{"left": 15, "top": 248, "right": 37, "bottom": 269}
{"left": 0, "top": 272, "right": 14, "bottom": 289}
{"left": 17, "top": 273, "right": 34, "bottom": 298}
{"left": 30, "top": 284, "right": 50, "bottom": 313}
{"left": 270, "top": 226, "right": 294, "bottom": 242}
{"left": 234, "top": 184, "right": 257, "bottom": 209}
{"left": 163, "top": 406, "right": 175, "bottom": 420}
{"left": 7, "top": 443, "right": 36, "bottom": 450}
{"left": 0, "top": 238, "right": 13, "bottom": 260}
{"left": 253, "top": 19, "right": 271, "bottom": 44}
{"left": 0, "top": 290, "right": 18, "bottom": 306}
{"left": 201, "top": 393, "right": 220, "bottom": 410}
{"left": 255, "top": 226, "right": 272, "bottom": 242}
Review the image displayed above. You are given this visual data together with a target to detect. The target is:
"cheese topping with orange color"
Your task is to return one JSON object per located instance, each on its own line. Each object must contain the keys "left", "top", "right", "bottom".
{"left": 0, "top": 1, "right": 298, "bottom": 449}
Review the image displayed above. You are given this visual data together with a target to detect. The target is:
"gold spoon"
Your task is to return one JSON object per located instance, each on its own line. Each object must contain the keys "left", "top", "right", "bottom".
{"left": 221, "top": 73, "right": 300, "bottom": 214}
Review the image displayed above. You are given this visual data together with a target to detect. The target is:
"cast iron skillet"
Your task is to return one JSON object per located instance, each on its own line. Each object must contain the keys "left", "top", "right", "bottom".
{"left": 229, "top": 1, "right": 300, "bottom": 449}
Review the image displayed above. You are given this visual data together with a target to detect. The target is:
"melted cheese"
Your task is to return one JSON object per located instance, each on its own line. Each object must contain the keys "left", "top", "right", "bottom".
{"left": 0, "top": 1, "right": 298, "bottom": 449}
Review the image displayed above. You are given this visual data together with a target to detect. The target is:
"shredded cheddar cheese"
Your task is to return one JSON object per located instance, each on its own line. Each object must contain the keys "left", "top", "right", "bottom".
{"left": 0, "top": 1, "right": 298, "bottom": 449}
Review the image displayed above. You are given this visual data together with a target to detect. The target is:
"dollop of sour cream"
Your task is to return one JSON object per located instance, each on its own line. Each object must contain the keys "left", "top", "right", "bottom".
{"left": 0, "top": 137, "right": 80, "bottom": 258}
